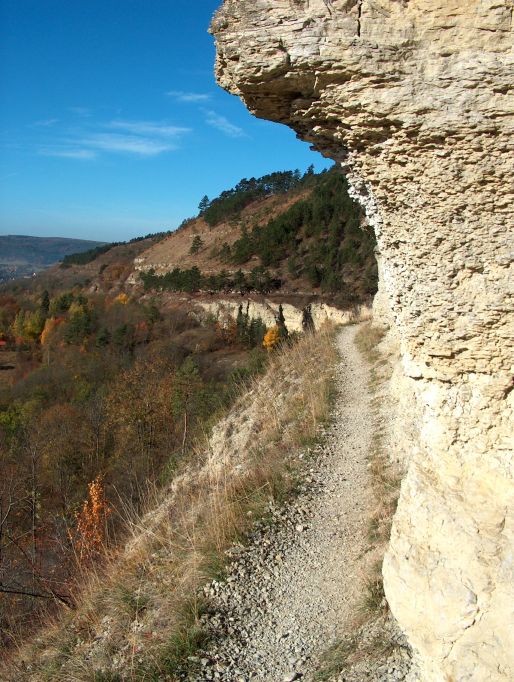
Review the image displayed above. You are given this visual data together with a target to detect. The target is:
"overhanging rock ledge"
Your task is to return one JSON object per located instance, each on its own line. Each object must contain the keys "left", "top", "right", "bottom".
{"left": 210, "top": 2, "right": 514, "bottom": 680}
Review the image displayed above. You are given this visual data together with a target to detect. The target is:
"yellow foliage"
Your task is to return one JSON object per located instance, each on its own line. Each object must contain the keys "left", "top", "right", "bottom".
{"left": 12, "top": 309, "right": 45, "bottom": 342}
{"left": 40, "top": 317, "right": 60, "bottom": 345}
{"left": 263, "top": 325, "right": 281, "bottom": 352}
{"left": 67, "top": 301, "right": 85, "bottom": 316}
{"left": 113, "top": 292, "right": 129, "bottom": 305}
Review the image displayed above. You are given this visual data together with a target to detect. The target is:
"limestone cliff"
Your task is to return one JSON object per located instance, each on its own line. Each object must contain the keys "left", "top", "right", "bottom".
{"left": 210, "top": 2, "right": 514, "bottom": 680}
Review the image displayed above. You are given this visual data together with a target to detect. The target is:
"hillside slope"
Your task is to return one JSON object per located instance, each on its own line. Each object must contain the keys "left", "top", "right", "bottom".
{"left": 3, "top": 328, "right": 341, "bottom": 680}
{"left": 2, "top": 169, "right": 377, "bottom": 313}
{"left": 0, "top": 234, "right": 165, "bottom": 295}
{"left": 0, "top": 235, "right": 105, "bottom": 282}
{"left": 134, "top": 168, "right": 378, "bottom": 308}
{"left": 199, "top": 325, "right": 398, "bottom": 681}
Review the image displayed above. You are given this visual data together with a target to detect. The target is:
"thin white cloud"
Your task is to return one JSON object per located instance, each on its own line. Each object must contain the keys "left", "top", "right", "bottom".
{"left": 69, "top": 106, "right": 92, "bottom": 117}
{"left": 108, "top": 119, "right": 191, "bottom": 137}
{"left": 167, "top": 90, "right": 211, "bottom": 103}
{"left": 82, "top": 133, "right": 175, "bottom": 156}
{"left": 39, "top": 148, "right": 96, "bottom": 160}
{"left": 33, "top": 118, "right": 59, "bottom": 128}
{"left": 205, "top": 110, "right": 246, "bottom": 138}
{"left": 34, "top": 117, "right": 189, "bottom": 160}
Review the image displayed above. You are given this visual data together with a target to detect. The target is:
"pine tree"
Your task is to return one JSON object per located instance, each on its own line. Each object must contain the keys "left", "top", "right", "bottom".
{"left": 190, "top": 235, "right": 204, "bottom": 255}
{"left": 277, "top": 304, "right": 289, "bottom": 339}
{"left": 198, "top": 195, "right": 210, "bottom": 214}
{"left": 40, "top": 290, "right": 50, "bottom": 315}
{"left": 95, "top": 327, "right": 111, "bottom": 347}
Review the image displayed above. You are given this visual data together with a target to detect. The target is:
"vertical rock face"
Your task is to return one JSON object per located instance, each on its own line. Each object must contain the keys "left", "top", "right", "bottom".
{"left": 210, "top": 2, "right": 514, "bottom": 680}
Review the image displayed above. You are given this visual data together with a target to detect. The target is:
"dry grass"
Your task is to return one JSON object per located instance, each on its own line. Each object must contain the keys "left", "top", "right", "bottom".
{"left": 353, "top": 322, "right": 385, "bottom": 364}
{"left": 355, "top": 322, "right": 400, "bottom": 552}
{"left": 4, "top": 327, "right": 338, "bottom": 682}
{"left": 316, "top": 618, "right": 397, "bottom": 681}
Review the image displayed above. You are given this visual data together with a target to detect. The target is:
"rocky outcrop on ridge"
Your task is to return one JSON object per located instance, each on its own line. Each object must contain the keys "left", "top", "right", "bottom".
{"left": 210, "top": 2, "right": 514, "bottom": 680}
{"left": 195, "top": 298, "right": 370, "bottom": 332}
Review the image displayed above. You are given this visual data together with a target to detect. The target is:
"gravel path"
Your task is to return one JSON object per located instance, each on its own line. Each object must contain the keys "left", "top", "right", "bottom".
{"left": 199, "top": 325, "right": 375, "bottom": 682}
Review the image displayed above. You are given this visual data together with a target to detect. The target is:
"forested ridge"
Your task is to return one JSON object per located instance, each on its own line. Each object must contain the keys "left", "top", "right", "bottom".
{"left": 0, "top": 236, "right": 106, "bottom": 283}
{"left": 141, "top": 167, "right": 378, "bottom": 306}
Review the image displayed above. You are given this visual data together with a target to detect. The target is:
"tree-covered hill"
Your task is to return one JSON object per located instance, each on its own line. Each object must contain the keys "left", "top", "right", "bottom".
{"left": 0, "top": 235, "right": 106, "bottom": 282}
{"left": 139, "top": 166, "right": 378, "bottom": 307}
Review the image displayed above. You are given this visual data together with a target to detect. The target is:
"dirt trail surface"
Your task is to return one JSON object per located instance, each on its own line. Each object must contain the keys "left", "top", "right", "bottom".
{"left": 199, "top": 325, "right": 375, "bottom": 681}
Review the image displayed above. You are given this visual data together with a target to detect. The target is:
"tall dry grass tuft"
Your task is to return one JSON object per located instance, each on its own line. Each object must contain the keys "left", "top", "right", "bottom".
{"left": 4, "top": 326, "right": 338, "bottom": 682}
{"left": 355, "top": 322, "right": 401, "bottom": 557}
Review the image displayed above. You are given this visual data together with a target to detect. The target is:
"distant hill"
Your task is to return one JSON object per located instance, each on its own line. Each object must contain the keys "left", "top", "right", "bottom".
{"left": 0, "top": 235, "right": 106, "bottom": 281}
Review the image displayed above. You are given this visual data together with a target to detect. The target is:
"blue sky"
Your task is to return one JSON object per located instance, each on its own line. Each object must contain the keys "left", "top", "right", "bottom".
{"left": 0, "top": 0, "right": 330, "bottom": 242}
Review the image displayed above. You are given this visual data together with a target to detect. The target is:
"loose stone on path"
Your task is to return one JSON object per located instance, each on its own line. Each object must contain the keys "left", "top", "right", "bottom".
{"left": 196, "top": 325, "right": 409, "bottom": 682}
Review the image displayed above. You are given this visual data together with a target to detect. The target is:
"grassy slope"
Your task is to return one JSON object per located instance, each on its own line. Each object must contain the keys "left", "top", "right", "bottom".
{"left": 4, "top": 329, "right": 338, "bottom": 681}
{"left": 137, "top": 191, "right": 309, "bottom": 276}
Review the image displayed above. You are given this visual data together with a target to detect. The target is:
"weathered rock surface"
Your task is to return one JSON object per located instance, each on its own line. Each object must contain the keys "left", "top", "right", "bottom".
{"left": 211, "top": 2, "right": 514, "bottom": 680}
{"left": 194, "top": 297, "right": 370, "bottom": 332}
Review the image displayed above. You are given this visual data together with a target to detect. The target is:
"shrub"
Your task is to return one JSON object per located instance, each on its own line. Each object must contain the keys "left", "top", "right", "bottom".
{"left": 263, "top": 326, "right": 281, "bottom": 352}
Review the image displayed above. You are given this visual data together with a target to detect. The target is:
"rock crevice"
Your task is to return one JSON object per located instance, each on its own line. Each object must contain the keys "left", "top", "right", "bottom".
{"left": 210, "top": 2, "right": 514, "bottom": 680}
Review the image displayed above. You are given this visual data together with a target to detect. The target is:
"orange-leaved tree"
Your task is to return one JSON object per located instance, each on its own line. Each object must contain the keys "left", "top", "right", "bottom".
{"left": 263, "top": 325, "right": 281, "bottom": 352}
{"left": 73, "top": 476, "right": 111, "bottom": 561}
{"left": 40, "top": 316, "right": 64, "bottom": 347}
{"left": 113, "top": 292, "right": 129, "bottom": 305}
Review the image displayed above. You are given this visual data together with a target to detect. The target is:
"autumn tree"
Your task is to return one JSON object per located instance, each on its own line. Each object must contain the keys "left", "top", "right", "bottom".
{"left": 263, "top": 326, "right": 281, "bottom": 352}
{"left": 73, "top": 476, "right": 111, "bottom": 561}
{"left": 105, "top": 358, "right": 175, "bottom": 496}
{"left": 113, "top": 292, "right": 129, "bottom": 305}
{"left": 12, "top": 309, "right": 45, "bottom": 344}
{"left": 40, "top": 316, "right": 65, "bottom": 364}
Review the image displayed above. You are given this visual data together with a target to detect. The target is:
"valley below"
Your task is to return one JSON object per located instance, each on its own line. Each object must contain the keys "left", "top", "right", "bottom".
{"left": 0, "top": 235, "right": 106, "bottom": 283}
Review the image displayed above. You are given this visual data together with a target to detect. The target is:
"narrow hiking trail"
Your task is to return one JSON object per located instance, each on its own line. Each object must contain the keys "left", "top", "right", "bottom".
{"left": 199, "top": 325, "right": 375, "bottom": 682}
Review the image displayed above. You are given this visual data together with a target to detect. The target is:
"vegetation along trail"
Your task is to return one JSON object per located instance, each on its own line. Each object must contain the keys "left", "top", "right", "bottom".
{"left": 200, "top": 324, "right": 375, "bottom": 681}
